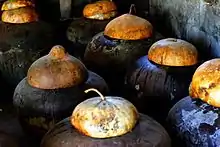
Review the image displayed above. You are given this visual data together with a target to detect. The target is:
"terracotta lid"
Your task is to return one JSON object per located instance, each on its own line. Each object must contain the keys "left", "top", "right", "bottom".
{"left": 1, "top": 7, "right": 38, "bottom": 23}
{"left": 104, "top": 4, "right": 153, "bottom": 40}
{"left": 27, "top": 45, "right": 88, "bottom": 89}
{"left": 148, "top": 38, "right": 198, "bottom": 66}
{"left": 189, "top": 59, "right": 220, "bottom": 107}
{"left": 71, "top": 88, "right": 139, "bottom": 138}
{"left": 1, "top": 0, "right": 34, "bottom": 11}
{"left": 83, "top": 0, "right": 117, "bottom": 20}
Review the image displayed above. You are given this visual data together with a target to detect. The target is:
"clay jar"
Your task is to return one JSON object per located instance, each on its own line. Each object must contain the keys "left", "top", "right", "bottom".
{"left": 0, "top": 0, "right": 56, "bottom": 88}
{"left": 13, "top": 45, "right": 108, "bottom": 139}
{"left": 167, "top": 58, "right": 220, "bottom": 147}
{"left": 83, "top": 4, "right": 164, "bottom": 95}
{"left": 66, "top": 0, "right": 118, "bottom": 58}
{"left": 41, "top": 88, "right": 171, "bottom": 147}
{"left": 125, "top": 38, "right": 199, "bottom": 124}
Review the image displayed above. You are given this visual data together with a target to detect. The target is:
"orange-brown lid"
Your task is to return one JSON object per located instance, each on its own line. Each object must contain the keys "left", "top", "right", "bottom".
{"left": 1, "top": 7, "right": 38, "bottom": 23}
{"left": 1, "top": 0, "right": 34, "bottom": 11}
{"left": 83, "top": 0, "right": 117, "bottom": 20}
{"left": 189, "top": 58, "right": 220, "bottom": 107}
{"left": 27, "top": 45, "right": 88, "bottom": 89}
{"left": 104, "top": 4, "right": 153, "bottom": 40}
{"left": 148, "top": 38, "right": 198, "bottom": 66}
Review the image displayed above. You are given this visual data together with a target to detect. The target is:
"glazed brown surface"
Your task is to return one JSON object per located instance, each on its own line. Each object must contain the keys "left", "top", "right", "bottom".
{"left": 1, "top": 7, "right": 38, "bottom": 23}
{"left": 27, "top": 45, "right": 88, "bottom": 89}
{"left": 189, "top": 58, "right": 220, "bottom": 107}
{"left": 83, "top": 0, "right": 117, "bottom": 20}
{"left": 104, "top": 14, "right": 153, "bottom": 40}
{"left": 148, "top": 38, "right": 198, "bottom": 66}
{"left": 1, "top": 0, "right": 34, "bottom": 11}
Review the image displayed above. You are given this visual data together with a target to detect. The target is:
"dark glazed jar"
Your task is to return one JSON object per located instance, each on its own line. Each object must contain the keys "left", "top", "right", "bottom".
{"left": 83, "top": 5, "right": 163, "bottom": 95}
{"left": 0, "top": 0, "right": 56, "bottom": 89}
{"left": 13, "top": 45, "right": 109, "bottom": 140}
{"left": 66, "top": 0, "right": 118, "bottom": 58}
{"left": 167, "top": 59, "right": 220, "bottom": 147}
{"left": 41, "top": 88, "right": 171, "bottom": 147}
{"left": 125, "top": 38, "right": 199, "bottom": 124}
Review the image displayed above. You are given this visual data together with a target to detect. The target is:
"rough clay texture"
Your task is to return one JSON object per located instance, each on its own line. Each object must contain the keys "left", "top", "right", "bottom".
{"left": 125, "top": 56, "right": 197, "bottom": 124}
{"left": 13, "top": 77, "right": 85, "bottom": 135}
{"left": 41, "top": 114, "right": 171, "bottom": 147}
{"left": 83, "top": 31, "right": 164, "bottom": 95}
{"left": 84, "top": 31, "right": 163, "bottom": 69}
{"left": 84, "top": 31, "right": 164, "bottom": 75}
{"left": 167, "top": 96, "right": 220, "bottom": 147}
{"left": 66, "top": 18, "right": 111, "bottom": 58}
{"left": 0, "top": 21, "right": 55, "bottom": 87}
{"left": 148, "top": 0, "right": 220, "bottom": 59}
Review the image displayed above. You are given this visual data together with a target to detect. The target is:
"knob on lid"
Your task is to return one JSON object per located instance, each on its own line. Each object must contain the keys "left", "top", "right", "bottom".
{"left": 27, "top": 45, "right": 88, "bottom": 89}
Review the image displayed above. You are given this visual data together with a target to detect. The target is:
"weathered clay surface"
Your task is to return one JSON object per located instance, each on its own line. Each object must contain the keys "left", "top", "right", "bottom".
{"left": 84, "top": 32, "right": 156, "bottom": 69}
{"left": 0, "top": 21, "right": 55, "bottom": 87}
{"left": 41, "top": 114, "right": 171, "bottom": 147}
{"left": 125, "top": 56, "right": 197, "bottom": 124}
{"left": 66, "top": 18, "right": 111, "bottom": 58}
{"left": 148, "top": 0, "right": 220, "bottom": 59}
{"left": 13, "top": 70, "right": 108, "bottom": 137}
{"left": 167, "top": 96, "right": 220, "bottom": 147}
{"left": 83, "top": 31, "right": 163, "bottom": 95}
{"left": 13, "top": 77, "right": 85, "bottom": 138}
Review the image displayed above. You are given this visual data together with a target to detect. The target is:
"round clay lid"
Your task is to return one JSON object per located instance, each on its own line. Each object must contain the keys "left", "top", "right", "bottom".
{"left": 27, "top": 45, "right": 88, "bottom": 89}
{"left": 189, "top": 58, "right": 220, "bottom": 107}
{"left": 1, "top": 0, "right": 35, "bottom": 11}
{"left": 104, "top": 4, "right": 153, "bottom": 40}
{"left": 83, "top": 0, "right": 117, "bottom": 20}
{"left": 148, "top": 38, "right": 198, "bottom": 66}
{"left": 1, "top": 7, "right": 38, "bottom": 23}
{"left": 71, "top": 88, "right": 139, "bottom": 138}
